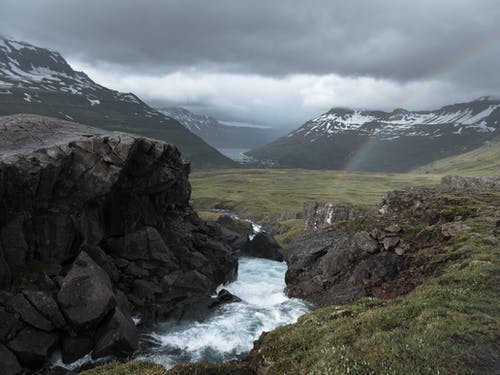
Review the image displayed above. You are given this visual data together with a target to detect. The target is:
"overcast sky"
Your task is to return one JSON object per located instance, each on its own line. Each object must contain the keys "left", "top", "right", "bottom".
{"left": 1, "top": 0, "right": 499, "bottom": 128}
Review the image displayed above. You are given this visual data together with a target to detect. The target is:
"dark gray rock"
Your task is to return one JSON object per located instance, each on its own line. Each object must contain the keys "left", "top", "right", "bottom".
{"left": 353, "top": 231, "right": 379, "bottom": 254}
{"left": 0, "top": 310, "right": 24, "bottom": 343}
{"left": 242, "top": 232, "right": 284, "bottom": 261}
{"left": 384, "top": 224, "right": 401, "bottom": 234}
{"left": 0, "top": 245, "right": 11, "bottom": 290}
{"left": 9, "top": 294, "right": 53, "bottom": 332}
{"left": 172, "top": 271, "right": 213, "bottom": 294}
{"left": 210, "top": 289, "right": 242, "bottom": 308}
{"left": 382, "top": 236, "right": 400, "bottom": 250}
{"left": 23, "top": 291, "right": 66, "bottom": 329}
{"left": 57, "top": 252, "right": 116, "bottom": 332}
{"left": 61, "top": 335, "right": 93, "bottom": 364}
{"left": 0, "top": 343, "right": 22, "bottom": 375}
{"left": 105, "top": 227, "right": 178, "bottom": 267}
{"left": 285, "top": 228, "right": 404, "bottom": 307}
{"left": 7, "top": 327, "right": 58, "bottom": 368}
{"left": 0, "top": 115, "right": 239, "bottom": 371}
{"left": 124, "top": 262, "right": 149, "bottom": 278}
{"left": 92, "top": 308, "right": 138, "bottom": 359}
{"left": 132, "top": 279, "right": 162, "bottom": 304}
{"left": 80, "top": 244, "right": 120, "bottom": 282}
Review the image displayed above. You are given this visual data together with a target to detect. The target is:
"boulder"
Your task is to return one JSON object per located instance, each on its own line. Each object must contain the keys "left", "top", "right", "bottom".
{"left": 242, "top": 232, "right": 284, "bottom": 261}
{"left": 384, "top": 224, "right": 401, "bottom": 234}
{"left": 216, "top": 215, "right": 253, "bottom": 237}
{"left": 285, "top": 228, "right": 404, "bottom": 306}
{"left": 23, "top": 291, "right": 66, "bottom": 329}
{"left": 0, "top": 343, "right": 22, "bottom": 375}
{"left": 57, "top": 252, "right": 116, "bottom": 332}
{"left": 8, "top": 294, "right": 54, "bottom": 332}
{"left": 92, "top": 308, "right": 138, "bottom": 359}
{"left": 0, "top": 310, "right": 24, "bottom": 343}
{"left": 7, "top": 327, "right": 58, "bottom": 368}
{"left": 383, "top": 236, "right": 400, "bottom": 251}
{"left": 210, "top": 289, "right": 242, "bottom": 308}
{"left": 80, "top": 244, "right": 120, "bottom": 282}
{"left": 61, "top": 335, "right": 94, "bottom": 364}
{"left": 353, "top": 231, "right": 379, "bottom": 254}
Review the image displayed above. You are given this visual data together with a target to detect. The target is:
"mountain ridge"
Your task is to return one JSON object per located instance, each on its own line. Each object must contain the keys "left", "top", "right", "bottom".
{"left": 0, "top": 38, "right": 236, "bottom": 169}
{"left": 247, "top": 97, "right": 500, "bottom": 171}
{"left": 159, "top": 106, "right": 277, "bottom": 149}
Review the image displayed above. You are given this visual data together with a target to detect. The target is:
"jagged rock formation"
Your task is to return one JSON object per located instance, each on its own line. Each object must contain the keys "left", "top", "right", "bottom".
{"left": 0, "top": 114, "right": 238, "bottom": 372}
{"left": 440, "top": 175, "right": 500, "bottom": 191}
{"left": 303, "top": 201, "right": 373, "bottom": 231}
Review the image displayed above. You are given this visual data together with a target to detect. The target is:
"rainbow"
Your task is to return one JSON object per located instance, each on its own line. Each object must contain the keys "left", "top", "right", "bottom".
{"left": 342, "top": 34, "right": 500, "bottom": 171}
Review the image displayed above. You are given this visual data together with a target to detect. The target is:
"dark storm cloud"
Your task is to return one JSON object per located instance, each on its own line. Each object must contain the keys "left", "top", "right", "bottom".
{"left": 1, "top": 0, "right": 499, "bottom": 84}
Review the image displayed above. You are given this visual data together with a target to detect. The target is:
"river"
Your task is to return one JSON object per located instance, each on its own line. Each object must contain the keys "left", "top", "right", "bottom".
{"left": 140, "top": 257, "right": 310, "bottom": 368}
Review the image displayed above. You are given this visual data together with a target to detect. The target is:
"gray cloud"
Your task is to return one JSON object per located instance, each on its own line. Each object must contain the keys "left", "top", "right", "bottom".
{"left": 1, "top": 0, "right": 499, "bottom": 127}
{"left": 1, "top": 0, "right": 499, "bottom": 82}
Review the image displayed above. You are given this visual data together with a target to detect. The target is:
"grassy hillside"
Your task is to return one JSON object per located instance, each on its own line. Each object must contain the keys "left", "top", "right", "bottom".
{"left": 413, "top": 142, "right": 500, "bottom": 175}
{"left": 190, "top": 169, "right": 441, "bottom": 223}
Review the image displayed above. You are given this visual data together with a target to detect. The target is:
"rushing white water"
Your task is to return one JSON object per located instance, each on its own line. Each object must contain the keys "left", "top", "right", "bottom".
{"left": 141, "top": 257, "right": 310, "bottom": 369}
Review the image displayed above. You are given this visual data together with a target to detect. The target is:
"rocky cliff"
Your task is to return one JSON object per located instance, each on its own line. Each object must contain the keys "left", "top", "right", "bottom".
{"left": 0, "top": 114, "right": 238, "bottom": 373}
{"left": 285, "top": 175, "right": 500, "bottom": 307}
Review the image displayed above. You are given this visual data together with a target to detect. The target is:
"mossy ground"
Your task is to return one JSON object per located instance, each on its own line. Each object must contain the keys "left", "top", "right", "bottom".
{"left": 80, "top": 361, "right": 167, "bottom": 375}
{"left": 190, "top": 169, "right": 440, "bottom": 223}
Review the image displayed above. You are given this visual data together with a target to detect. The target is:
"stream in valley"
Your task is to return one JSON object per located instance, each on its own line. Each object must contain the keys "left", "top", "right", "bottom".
{"left": 140, "top": 256, "right": 310, "bottom": 369}
{"left": 54, "top": 216, "right": 309, "bottom": 371}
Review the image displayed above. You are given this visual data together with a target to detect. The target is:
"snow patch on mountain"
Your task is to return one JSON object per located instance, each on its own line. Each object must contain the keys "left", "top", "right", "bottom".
{"left": 290, "top": 100, "right": 499, "bottom": 142}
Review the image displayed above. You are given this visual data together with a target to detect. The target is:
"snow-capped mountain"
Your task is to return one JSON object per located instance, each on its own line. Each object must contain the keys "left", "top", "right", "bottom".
{"left": 0, "top": 38, "right": 235, "bottom": 168}
{"left": 291, "top": 98, "right": 498, "bottom": 140}
{"left": 0, "top": 38, "right": 143, "bottom": 105}
{"left": 247, "top": 98, "right": 500, "bottom": 171}
{"left": 158, "top": 106, "right": 276, "bottom": 149}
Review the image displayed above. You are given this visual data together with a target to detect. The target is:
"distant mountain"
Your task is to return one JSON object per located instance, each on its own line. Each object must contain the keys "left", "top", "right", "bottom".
{"left": 0, "top": 38, "right": 236, "bottom": 169}
{"left": 158, "top": 106, "right": 275, "bottom": 149}
{"left": 246, "top": 97, "right": 500, "bottom": 172}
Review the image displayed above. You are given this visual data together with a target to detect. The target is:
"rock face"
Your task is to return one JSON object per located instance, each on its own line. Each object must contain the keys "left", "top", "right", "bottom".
{"left": 303, "top": 201, "right": 373, "bottom": 231}
{"left": 285, "top": 179, "right": 484, "bottom": 307}
{"left": 441, "top": 175, "right": 500, "bottom": 191}
{"left": 0, "top": 114, "right": 238, "bottom": 371}
{"left": 285, "top": 227, "right": 405, "bottom": 306}
{"left": 242, "top": 232, "right": 284, "bottom": 261}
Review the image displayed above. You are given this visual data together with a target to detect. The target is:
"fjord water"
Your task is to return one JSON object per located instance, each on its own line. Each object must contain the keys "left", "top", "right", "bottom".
{"left": 142, "top": 257, "right": 310, "bottom": 369}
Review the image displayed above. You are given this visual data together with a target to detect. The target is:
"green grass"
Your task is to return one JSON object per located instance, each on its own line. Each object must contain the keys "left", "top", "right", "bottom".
{"left": 80, "top": 361, "right": 167, "bottom": 375}
{"left": 190, "top": 169, "right": 441, "bottom": 223}
{"left": 412, "top": 143, "right": 500, "bottom": 176}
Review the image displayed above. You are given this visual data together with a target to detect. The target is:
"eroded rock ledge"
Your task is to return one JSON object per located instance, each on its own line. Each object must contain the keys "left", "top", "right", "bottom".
{"left": 284, "top": 175, "right": 500, "bottom": 307}
{"left": 0, "top": 114, "right": 238, "bottom": 372}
